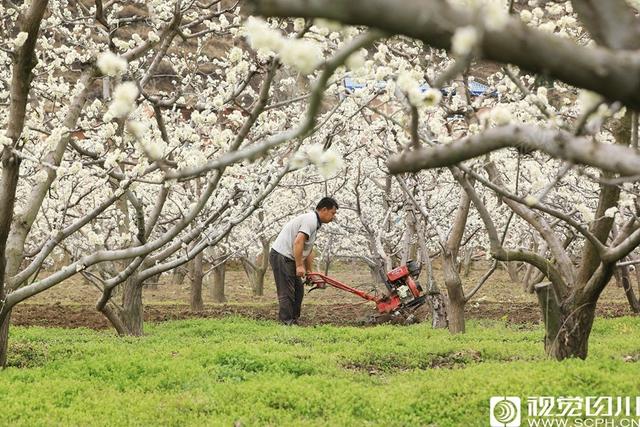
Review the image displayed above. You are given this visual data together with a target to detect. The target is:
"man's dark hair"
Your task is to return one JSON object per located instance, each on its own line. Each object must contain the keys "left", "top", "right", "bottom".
{"left": 316, "top": 197, "right": 339, "bottom": 210}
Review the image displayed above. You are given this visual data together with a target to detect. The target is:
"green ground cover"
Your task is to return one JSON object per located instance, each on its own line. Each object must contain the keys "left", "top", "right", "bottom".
{"left": 0, "top": 317, "right": 639, "bottom": 426}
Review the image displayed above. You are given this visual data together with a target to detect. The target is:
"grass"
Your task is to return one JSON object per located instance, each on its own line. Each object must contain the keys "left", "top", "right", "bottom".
{"left": 1, "top": 317, "right": 639, "bottom": 426}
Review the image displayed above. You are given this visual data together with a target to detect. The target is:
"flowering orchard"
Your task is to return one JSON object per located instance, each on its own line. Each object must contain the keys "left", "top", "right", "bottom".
{"left": 245, "top": 0, "right": 640, "bottom": 360}
{"left": 0, "top": 0, "right": 639, "bottom": 366}
{"left": 0, "top": 0, "right": 362, "bottom": 366}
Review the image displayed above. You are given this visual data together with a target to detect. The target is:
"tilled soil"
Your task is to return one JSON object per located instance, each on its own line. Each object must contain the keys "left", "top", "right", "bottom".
{"left": 11, "top": 301, "right": 634, "bottom": 330}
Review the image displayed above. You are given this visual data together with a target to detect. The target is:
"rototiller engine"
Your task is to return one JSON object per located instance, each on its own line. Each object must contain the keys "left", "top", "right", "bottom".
{"left": 305, "top": 260, "right": 426, "bottom": 316}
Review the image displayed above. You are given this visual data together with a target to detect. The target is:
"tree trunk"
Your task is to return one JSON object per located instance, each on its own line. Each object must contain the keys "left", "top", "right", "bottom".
{"left": 443, "top": 253, "right": 466, "bottom": 333}
{"left": 0, "top": 153, "right": 21, "bottom": 368}
{"left": 172, "top": 266, "right": 187, "bottom": 286}
{"left": 253, "top": 267, "right": 266, "bottom": 296}
{"left": 211, "top": 261, "right": 227, "bottom": 303}
{"left": 502, "top": 261, "right": 521, "bottom": 284}
{"left": 461, "top": 247, "right": 473, "bottom": 277}
{"left": 100, "top": 303, "right": 128, "bottom": 335}
{"left": 614, "top": 265, "right": 640, "bottom": 313}
{"left": 415, "top": 218, "right": 448, "bottom": 329}
{"left": 0, "top": 309, "right": 12, "bottom": 367}
{"left": 535, "top": 283, "right": 596, "bottom": 360}
{"left": 190, "top": 252, "right": 204, "bottom": 311}
{"left": 427, "top": 292, "right": 448, "bottom": 329}
{"left": 121, "top": 278, "right": 144, "bottom": 336}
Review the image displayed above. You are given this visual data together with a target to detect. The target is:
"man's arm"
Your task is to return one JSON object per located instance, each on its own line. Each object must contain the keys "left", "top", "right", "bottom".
{"left": 293, "top": 232, "right": 307, "bottom": 277}
{"left": 304, "top": 249, "right": 314, "bottom": 273}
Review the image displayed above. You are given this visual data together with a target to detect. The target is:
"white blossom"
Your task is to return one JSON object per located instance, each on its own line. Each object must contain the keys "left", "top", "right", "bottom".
{"left": 13, "top": 32, "right": 29, "bottom": 48}
{"left": 316, "top": 149, "right": 344, "bottom": 178}
{"left": 106, "top": 82, "right": 139, "bottom": 119}
{"left": 97, "top": 51, "right": 128, "bottom": 77}
{"left": 228, "top": 47, "right": 243, "bottom": 63}
{"left": 148, "top": 31, "right": 160, "bottom": 43}
{"left": 520, "top": 10, "right": 533, "bottom": 23}
{"left": 278, "top": 38, "right": 323, "bottom": 74}
{"left": 423, "top": 88, "right": 443, "bottom": 107}
{"left": 126, "top": 121, "right": 147, "bottom": 140}
{"left": 245, "top": 17, "right": 283, "bottom": 53}
{"left": 144, "top": 141, "right": 164, "bottom": 161}
{"left": 483, "top": 1, "right": 509, "bottom": 32}
{"left": 0, "top": 130, "right": 12, "bottom": 146}
{"left": 289, "top": 151, "right": 308, "bottom": 169}
{"left": 490, "top": 105, "right": 512, "bottom": 125}
{"left": 451, "top": 26, "right": 478, "bottom": 56}
{"left": 576, "top": 203, "right": 594, "bottom": 222}
{"left": 627, "top": 0, "right": 640, "bottom": 12}
{"left": 578, "top": 90, "right": 603, "bottom": 113}
{"left": 346, "top": 49, "right": 366, "bottom": 71}
{"left": 604, "top": 207, "right": 618, "bottom": 218}
{"left": 306, "top": 144, "right": 324, "bottom": 162}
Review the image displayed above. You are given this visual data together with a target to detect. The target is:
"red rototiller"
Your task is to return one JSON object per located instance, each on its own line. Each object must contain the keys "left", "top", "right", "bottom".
{"left": 305, "top": 260, "right": 426, "bottom": 319}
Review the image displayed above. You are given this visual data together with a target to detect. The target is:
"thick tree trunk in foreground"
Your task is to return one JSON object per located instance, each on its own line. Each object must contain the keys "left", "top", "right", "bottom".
{"left": 0, "top": 310, "right": 12, "bottom": 367}
{"left": 121, "top": 278, "right": 144, "bottom": 336}
{"left": 190, "top": 252, "right": 204, "bottom": 311}
{"left": 535, "top": 283, "right": 595, "bottom": 360}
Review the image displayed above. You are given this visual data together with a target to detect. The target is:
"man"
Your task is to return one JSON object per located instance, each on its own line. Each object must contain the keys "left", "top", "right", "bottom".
{"left": 269, "top": 197, "right": 338, "bottom": 325}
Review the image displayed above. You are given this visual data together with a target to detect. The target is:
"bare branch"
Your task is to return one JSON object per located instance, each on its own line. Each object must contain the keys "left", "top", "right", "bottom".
{"left": 387, "top": 124, "right": 640, "bottom": 176}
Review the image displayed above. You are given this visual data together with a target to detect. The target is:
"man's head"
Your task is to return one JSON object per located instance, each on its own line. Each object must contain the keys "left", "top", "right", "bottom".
{"left": 316, "top": 197, "right": 338, "bottom": 223}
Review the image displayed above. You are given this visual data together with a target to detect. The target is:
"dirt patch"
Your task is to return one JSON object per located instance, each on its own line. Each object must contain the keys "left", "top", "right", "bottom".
{"left": 343, "top": 350, "right": 484, "bottom": 375}
{"left": 11, "top": 300, "right": 634, "bottom": 331}
{"left": 10, "top": 260, "right": 638, "bottom": 330}
{"left": 427, "top": 350, "right": 483, "bottom": 369}
{"left": 11, "top": 302, "right": 376, "bottom": 330}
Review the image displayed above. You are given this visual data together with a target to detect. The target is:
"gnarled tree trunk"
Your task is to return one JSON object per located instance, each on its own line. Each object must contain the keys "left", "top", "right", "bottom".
{"left": 535, "top": 283, "right": 596, "bottom": 360}
{"left": 121, "top": 277, "right": 144, "bottom": 336}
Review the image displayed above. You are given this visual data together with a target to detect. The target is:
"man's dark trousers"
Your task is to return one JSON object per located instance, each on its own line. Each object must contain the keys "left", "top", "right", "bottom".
{"left": 269, "top": 249, "right": 304, "bottom": 324}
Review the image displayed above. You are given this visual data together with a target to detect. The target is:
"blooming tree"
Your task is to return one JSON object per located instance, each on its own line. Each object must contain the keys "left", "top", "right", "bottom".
{"left": 0, "top": 0, "right": 381, "bottom": 366}
{"left": 248, "top": 0, "right": 640, "bottom": 360}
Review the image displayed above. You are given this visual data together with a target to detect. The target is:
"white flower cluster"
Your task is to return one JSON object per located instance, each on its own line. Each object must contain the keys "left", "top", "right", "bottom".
{"left": 490, "top": 105, "right": 512, "bottom": 126}
{"left": 627, "top": 0, "right": 640, "bottom": 12}
{"left": 451, "top": 26, "right": 479, "bottom": 56}
{"left": 97, "top": 52, "right": 128, "bottom": 77}
{"left": 396, "top": 71, "right": 441, "bottom": 108}
{"left": 279, "top": 39, "right": 324, "bottom": 75}
{"left": 290, "top": 144, "right": 344, "bottom": 178}
{"left": 604, "top": 207, "right": 618, "bottom": 218}
{"left": 577, "top": 90, "right": 602, "bottom": 113}
{"left": 576, "top": 203, "right": 594, "bottom": 222}
{"left": 126, "top": 120, "right": 148, "bottom": 140}
{"left": 0, "top": 130, "right": 12, "bottom": 146}
{"left": 45, "top": 126, "right": 68, "bottom": 150}
{"left": 13, "top": 32, "right": 28, "bottom": 48}
{"left": 104, "top": 82, "right": 139, "bottom": 121}
{"left": 245, "top": 17, "right": 284, "bottom": 52}
{"left": 481, "top": 0, "right": 509, "bottom": 32}
{"left": 142, "top": 140, "right": 164, "bottom": 161}
{"left": 245, "top": 17, "right": 323, "bottom": 74}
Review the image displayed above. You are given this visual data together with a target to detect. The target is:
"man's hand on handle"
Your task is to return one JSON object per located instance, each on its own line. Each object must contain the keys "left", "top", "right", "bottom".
{"left": 296, "top": 265, "right": 306, "bottom": 278}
